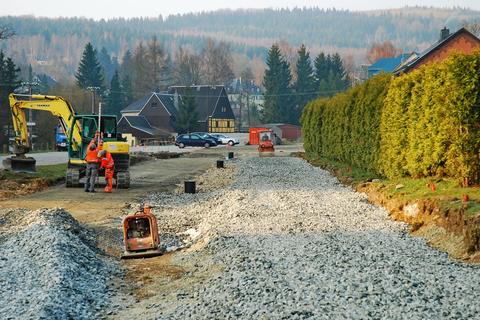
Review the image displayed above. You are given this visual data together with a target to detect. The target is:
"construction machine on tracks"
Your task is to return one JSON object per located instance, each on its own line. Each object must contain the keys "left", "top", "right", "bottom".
{"left": 3, "top": 94, "right": 131, "bottom": 188}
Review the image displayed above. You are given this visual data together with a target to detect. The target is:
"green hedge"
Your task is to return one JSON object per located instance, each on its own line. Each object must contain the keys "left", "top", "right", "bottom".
{"left": 301, "top": 73, "right": 392, "bottom": 173}
{"left": 302, "top": 52, "right": 480, "bottom": 184}
{"left": 380, "top": 52, "right": 480, "bottom": 184}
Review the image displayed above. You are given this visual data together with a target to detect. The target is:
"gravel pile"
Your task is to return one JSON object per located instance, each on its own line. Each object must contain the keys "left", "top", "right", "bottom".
{"left": 0, "top": 208, "right": 120, "bottom": 319}
{"left": 145, "top": 157, "right": 480, "bottom": 319}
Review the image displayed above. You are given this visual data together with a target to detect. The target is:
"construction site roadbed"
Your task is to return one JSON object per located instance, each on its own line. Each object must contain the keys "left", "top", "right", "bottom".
{"left": 2, "top": 144, "right": 480, "bottom": 319}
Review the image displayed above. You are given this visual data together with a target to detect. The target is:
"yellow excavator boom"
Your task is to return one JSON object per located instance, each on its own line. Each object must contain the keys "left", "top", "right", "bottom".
{"left": 8, "top": 94, "right": 83, "bottom": 154}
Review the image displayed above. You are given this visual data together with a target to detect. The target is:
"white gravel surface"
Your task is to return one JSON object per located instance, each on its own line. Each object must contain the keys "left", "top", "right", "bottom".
{"left": 0, "top": 208, "right": 120, "bottom": 319}
{"left": 143, "top": 157, "right": 480, "bottom": 319}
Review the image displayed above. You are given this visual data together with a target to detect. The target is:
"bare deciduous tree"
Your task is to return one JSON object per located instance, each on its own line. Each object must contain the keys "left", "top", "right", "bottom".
{"left": 366, "top": 41, "right": 400, "bottom": 64}
{"left": 201, "top": 39, "right": 234, "bottom": 85}
{"left": 174, "top": 47, "right": 202, "bottom": 86}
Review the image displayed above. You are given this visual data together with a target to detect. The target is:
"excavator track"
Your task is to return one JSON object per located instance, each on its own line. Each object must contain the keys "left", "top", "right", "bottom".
{"left": 66, "top": 169, "right": 80, "bottom": 187}
{"left": 116, "top": 171, "right": 131, "bottom": 189}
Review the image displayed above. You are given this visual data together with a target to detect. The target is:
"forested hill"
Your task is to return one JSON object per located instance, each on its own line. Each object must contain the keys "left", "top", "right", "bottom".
{"left": 0, "top": 6, "right": 478, "bottom": 79}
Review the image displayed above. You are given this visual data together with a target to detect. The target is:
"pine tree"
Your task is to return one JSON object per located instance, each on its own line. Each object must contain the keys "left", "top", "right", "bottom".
{"left": 330, "top": 53, "right": 348, "bottom": 91}
{"left": 75, "top": 42, "right": 104, "bottom": 90}
{"left": 98, "top": 47, "right": 115, "bottom": 81}
{"left": 120, "top": 50, "right": 133, "bottom": 76}
{"left": 314, "top": 53, "right": 329, "bottom": 87}
{"left": 0, "top": 52, "right": 20, "bottom": 147}
{"left": 262, "top": 44, "right": 292, "bottom": 123}
{"left": 293, "top": 44, "right": 315, "bottom": 124}
{"left": 106, "top": 70, "right": 123, "bottom": 117}
{"left": 176, "top": 88, "right": 198, "bottom": 133}
{"left": 121, "top": 74, "right": 134, "bottom": 106}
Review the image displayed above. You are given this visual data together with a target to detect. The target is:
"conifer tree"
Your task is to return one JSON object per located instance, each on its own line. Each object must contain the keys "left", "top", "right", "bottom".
{"left": 262, "top": 44, "right": 292, "bottom": 123}
{"left": 330, "top": 53, "right": 348, "bottom": 91}
{"left": 176, "top": 88, "right": 198, "bottom": 133}
{"left": 75, "top": 42, "right": 104, "bottom": 90}
{"left": 314, "top": 52, "right": 329, "bottom": 86}
{"left": 293, "top": 44, "right": 316, "bottom": 124}
{"left": 98, "top": 47, "right": 116, "bottom": 81}
{"left": 0, "top": 51, "right": 20, "bottom": 147}
{"left": 106, "top": 70, "right": 123, "bottom": 116}
{"left": 121, "top": 74, "right": 134, "bottom": 106}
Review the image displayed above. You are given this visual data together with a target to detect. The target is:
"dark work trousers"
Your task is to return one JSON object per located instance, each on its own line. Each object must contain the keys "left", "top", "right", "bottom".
{"left": 84, "top": 162, "right": 99, "bottom": 192}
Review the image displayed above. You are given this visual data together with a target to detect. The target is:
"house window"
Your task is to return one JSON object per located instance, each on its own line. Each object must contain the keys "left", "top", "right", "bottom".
{"left": 151, "top": 102, "right": 158, "bottom": 108}
{"left": 215, "top": 121, "right": 219, "bottom": 127}
{"left": 227, "top": 121, "right": 231, "bottom": 128}
{"left": 222, "top": 107, "right": 226, "bottom": 113}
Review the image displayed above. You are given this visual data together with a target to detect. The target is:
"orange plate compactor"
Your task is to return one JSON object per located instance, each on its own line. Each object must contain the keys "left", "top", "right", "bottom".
{"left": 257, "top": 130, "right": 275, "bottom": 155}
{"left": 121, "top": 205, "right": 163, "bottom": 259}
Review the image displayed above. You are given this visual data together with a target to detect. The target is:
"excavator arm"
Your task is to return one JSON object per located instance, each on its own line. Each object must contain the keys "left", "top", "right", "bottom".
{"left": 4, "top": 94, "right": 83, "bottom": 172}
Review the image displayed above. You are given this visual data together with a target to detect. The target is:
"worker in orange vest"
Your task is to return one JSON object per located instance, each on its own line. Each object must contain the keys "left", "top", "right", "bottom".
{"left": 84, "top": 132, "right": 102, "bottom": 193}
{"left": 98, "top": 149, "right": 115, "bottom": 193}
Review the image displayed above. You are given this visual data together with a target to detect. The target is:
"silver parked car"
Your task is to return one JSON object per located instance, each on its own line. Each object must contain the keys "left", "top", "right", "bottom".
{"left": 211, "top": 134, "right": 240, "bottom": 146}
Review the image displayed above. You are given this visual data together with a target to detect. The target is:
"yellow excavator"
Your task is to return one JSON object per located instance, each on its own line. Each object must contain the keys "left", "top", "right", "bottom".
{"left": 3, "top": 94, "right": 131, "bottom": 188}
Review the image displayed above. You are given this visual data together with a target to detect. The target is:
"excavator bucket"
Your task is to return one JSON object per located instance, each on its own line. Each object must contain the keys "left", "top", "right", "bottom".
{"left": 3, "top": 156, "right": 36, "bottom": 173}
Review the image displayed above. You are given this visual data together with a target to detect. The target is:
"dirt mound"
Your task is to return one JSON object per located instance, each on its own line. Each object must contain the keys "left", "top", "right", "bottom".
{"left": 0, "top": 178, "right": 52, "bottom": 200}
{"left": 0, "top": 208, "right": 121, "bottom": 319}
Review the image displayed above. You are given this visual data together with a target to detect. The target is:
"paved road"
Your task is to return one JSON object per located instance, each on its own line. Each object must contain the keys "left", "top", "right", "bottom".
{"left": 0, "top": 152, "right": 69, "bottom": 166}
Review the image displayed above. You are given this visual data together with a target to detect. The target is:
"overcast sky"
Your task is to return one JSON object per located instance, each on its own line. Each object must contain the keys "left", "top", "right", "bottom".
{"left": 2, "top": 0, "right": 479, "bottom": 19}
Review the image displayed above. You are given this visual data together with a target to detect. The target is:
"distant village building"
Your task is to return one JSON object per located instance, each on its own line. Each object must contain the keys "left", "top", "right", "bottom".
{"left": 227, "top": 78, "right": 264, "bottom": 131}
{"left": 395, "top": 27, "right": 480, "bottom": 74}
{"left": 365, "top": 53, "right": 416, "bottom": 79}
{"left": 360, "top": 27, "right": 480, "bottom": 81}
{"left": 168, "top": 85, "right": 235, "bottom": 133}
{"left": 262, "top": 123, "right": 302, "bottom": 142}
{"left": 118, "top": 92, "right": 177, "bottom": 144}
{"left": 118, "top": 85, "right": 236, "bottom": 144}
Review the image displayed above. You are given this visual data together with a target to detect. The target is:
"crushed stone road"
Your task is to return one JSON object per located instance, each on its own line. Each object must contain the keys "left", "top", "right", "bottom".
{"left": 2, "top": 155, "right": 480, "bottom": 319}
{"left": 136, "top": 157, "right": 480, "bottom": 319}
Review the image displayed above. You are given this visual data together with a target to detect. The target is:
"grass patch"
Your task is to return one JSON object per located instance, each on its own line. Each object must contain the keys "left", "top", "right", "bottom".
{"left": 1, "top": 163, "right": 66, "bottom": 182}
{"left": 297, "top": 153, "right": 380, "bottom": 184}
{"left": 301, "top": 153, "right": 480, "bottom": 217}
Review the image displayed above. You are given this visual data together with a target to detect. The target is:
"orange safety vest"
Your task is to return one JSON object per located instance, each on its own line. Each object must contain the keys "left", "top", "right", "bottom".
{"left": 100, "top": 152, "right": 114, "bottom": 169}
{"left": 85, "top": 139, "right": 101, "bottom": 163}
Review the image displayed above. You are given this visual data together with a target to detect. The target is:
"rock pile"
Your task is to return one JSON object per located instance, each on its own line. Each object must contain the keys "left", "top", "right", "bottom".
{"left": 0, "top": 208, "right": 120, "bottom": 319}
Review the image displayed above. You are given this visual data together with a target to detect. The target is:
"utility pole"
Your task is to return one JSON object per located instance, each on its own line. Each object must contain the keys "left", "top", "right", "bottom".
{"left": 22, "top": 80, "right": 40, "bottom": 122}
{"left": 246, "top": 91, "right": 251, "bottom": 129}
{"left": 22, "top": 80, "right": 39, "bottom": 150}
{"left": 238, "top": 92, "right": 242, "bottom": 132}
{"left": 86, "top": 86, "right": 100, "bottom": 114}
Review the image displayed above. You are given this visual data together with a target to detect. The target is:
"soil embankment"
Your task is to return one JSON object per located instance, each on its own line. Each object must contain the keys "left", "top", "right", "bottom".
{"left": 357, "top": 182, "right": 480, "bottom": 262}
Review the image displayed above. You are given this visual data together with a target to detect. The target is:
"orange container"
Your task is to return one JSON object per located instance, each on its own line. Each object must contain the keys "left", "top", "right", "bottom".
{"left": 249, "top": 127, "right": 269, "bottom": 145}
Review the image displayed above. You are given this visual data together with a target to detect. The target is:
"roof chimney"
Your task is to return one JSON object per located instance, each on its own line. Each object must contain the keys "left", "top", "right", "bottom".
{"left": 440, "top": 27, "right": 450, "bottom": 41}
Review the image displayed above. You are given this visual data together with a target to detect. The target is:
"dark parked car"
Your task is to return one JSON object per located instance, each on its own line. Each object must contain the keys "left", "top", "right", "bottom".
{"left": 175, "top": 133, "right": 218, "bottom": 148}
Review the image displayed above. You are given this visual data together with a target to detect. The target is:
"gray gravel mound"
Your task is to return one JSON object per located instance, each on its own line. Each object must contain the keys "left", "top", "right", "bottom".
{"left": 0, "top": 208, "right": 120, "bottom": 319}
{"left": 165, "top": 233, "right": 480, "bottom": 319}
{"left": 142, "top": 157, "right": 480, "bottom": 319}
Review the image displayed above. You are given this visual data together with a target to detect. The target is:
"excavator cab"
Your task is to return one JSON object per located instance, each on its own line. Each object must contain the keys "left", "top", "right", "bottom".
{"left": 66, "top": 114, "right": 130, "bottom": 188}
{"left": 121, "top": 205, "right": 163, "bottom": 259}
{"left": 258, "top": 130, "right": 275, "bottom": 156}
